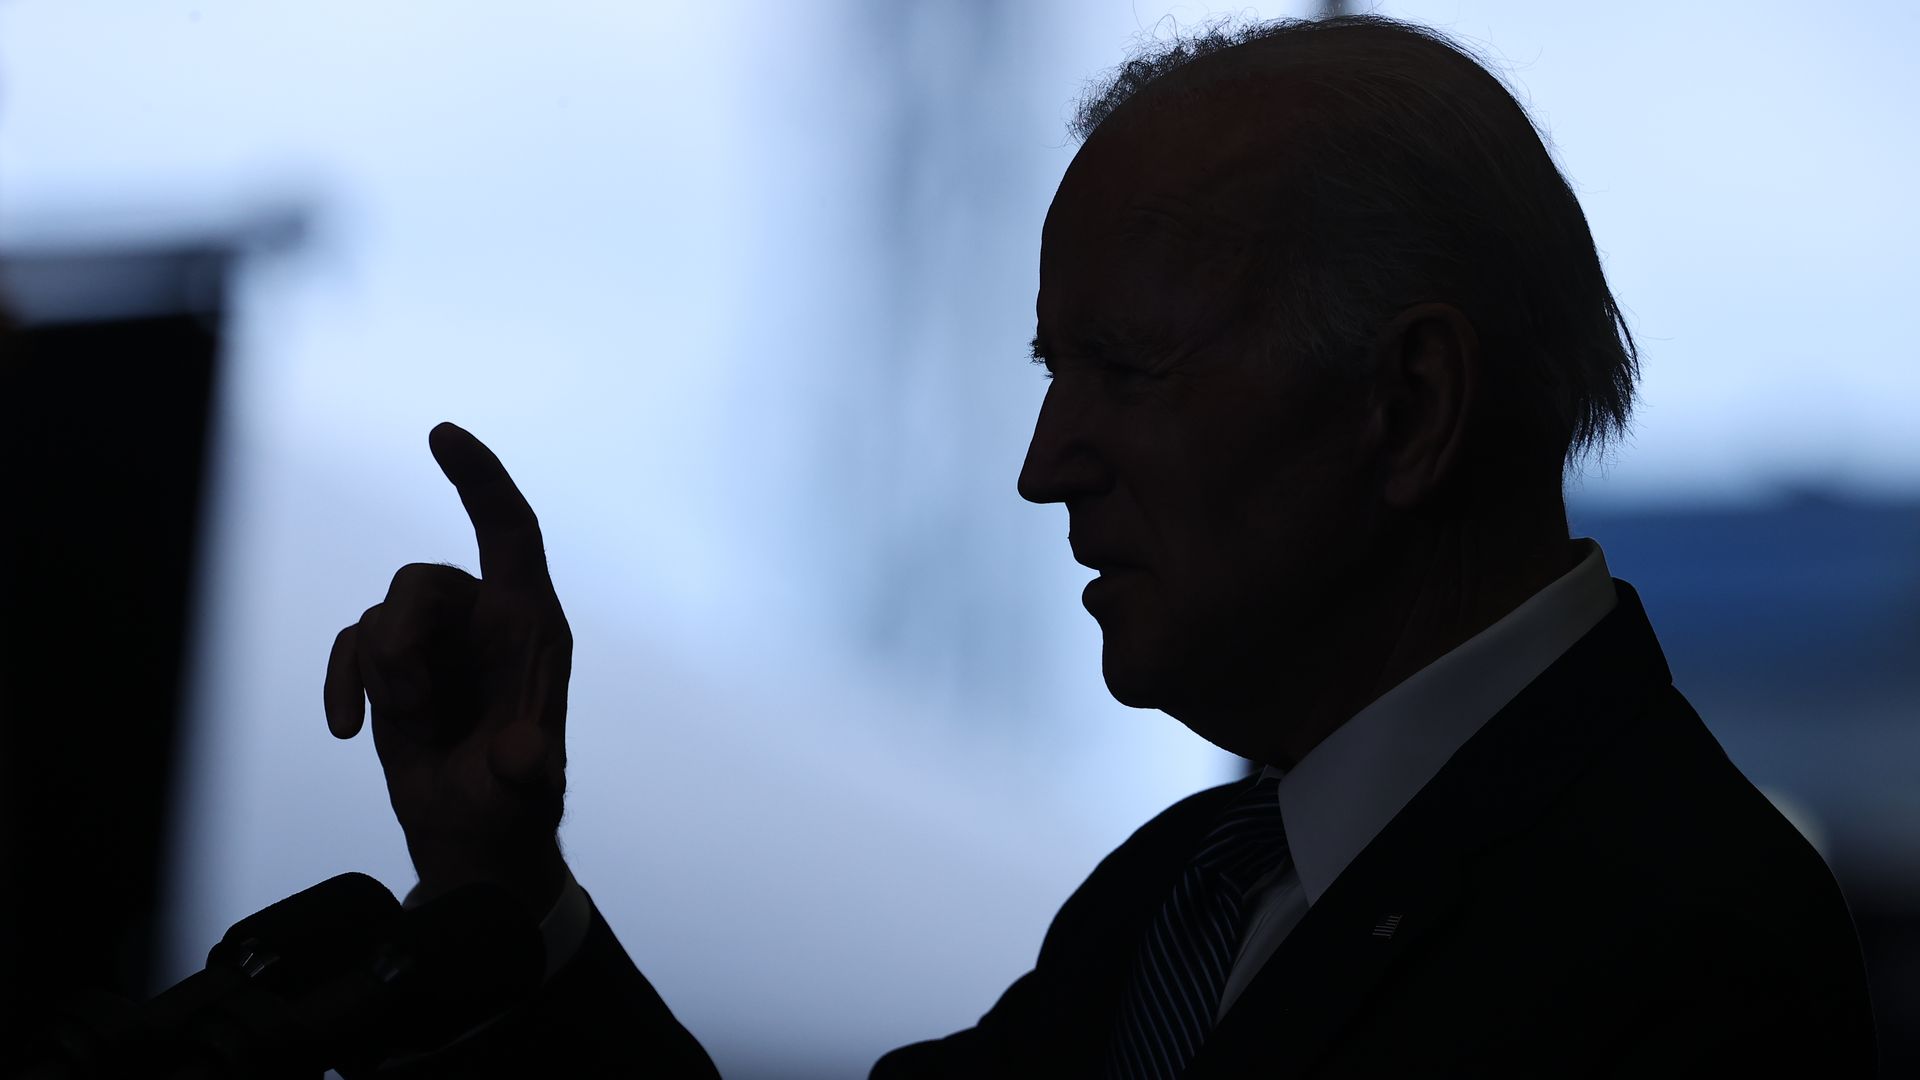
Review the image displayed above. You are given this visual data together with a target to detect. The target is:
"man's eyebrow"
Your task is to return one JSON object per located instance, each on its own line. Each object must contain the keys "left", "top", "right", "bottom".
{"left": 1118, "top": 201, "right": 1205, "bottom": 242}
{"left": 1030, "top": 332, "right": 1117, "bottom": 361}
{"left": 1119, "top": 197, "right": 1247, "bottom": 255}
{"left": 1031, "top": 328, "right": 1161, "bottom": 364}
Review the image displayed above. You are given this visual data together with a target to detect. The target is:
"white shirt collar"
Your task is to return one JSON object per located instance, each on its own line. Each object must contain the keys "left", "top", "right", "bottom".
{"left": 1262, "top": 537, "right": 1618, "bottom": 904}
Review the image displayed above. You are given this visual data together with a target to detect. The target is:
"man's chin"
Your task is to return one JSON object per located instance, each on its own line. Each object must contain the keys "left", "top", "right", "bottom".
{"left": 1103, "top": 657, "right": 1267, "bottom": 758}
{"left": 1099, "top": 650, "right": 1176, "bottom": 710}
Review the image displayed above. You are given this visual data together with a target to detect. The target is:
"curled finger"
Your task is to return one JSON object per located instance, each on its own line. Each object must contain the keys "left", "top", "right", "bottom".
{"left": 324, "top": 624, "right": 367, "bottom": 739}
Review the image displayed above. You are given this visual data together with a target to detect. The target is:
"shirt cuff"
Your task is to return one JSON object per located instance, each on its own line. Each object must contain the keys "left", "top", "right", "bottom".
{"left": 374, "top": 869, "right": 594, "bottom": 1069}
{"left": 537, "top": 870, "right": 592, "bottom": 981}
{"left": 400, "top": 868, "right": 591, "bottom": 985}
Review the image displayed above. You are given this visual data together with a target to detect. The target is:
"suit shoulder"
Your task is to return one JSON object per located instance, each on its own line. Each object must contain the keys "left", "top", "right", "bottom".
{"left": 1037, "top": 781, "right": 1242, "bottom": 961}
{"left": 1573, "top": 686, "right": 1840, "bottom": 897}
{"left": 1104, "top": 781, "right": 1244, "bottom": 872}
{"left": 1544, "top": 686, "right": 1866, "bottom": 982}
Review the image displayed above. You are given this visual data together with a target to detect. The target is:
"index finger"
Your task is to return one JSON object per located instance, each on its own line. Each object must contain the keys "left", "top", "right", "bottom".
{"left": 428, "top": 421, "right": 553, "bottom": 593}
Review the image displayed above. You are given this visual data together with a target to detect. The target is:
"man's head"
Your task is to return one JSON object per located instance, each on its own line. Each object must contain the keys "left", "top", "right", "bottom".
{"left": 1018, "top": 15, "right": 1640, "bottom": 761}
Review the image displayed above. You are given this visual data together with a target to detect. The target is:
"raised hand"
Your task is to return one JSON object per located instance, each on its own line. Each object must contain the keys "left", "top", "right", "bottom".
{"left": 324, "top": 422, "right": 573, "bottom": 917}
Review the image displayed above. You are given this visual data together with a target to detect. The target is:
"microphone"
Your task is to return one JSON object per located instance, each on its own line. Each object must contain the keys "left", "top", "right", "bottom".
{"left": 15, "top": 876, "right": 542, "bottom": 1079}
{"left": 20, "top": 873, "right": 402, "bottom": 1079}
{"left": 160, "top": 872, "right": 405, "bottom": 1025}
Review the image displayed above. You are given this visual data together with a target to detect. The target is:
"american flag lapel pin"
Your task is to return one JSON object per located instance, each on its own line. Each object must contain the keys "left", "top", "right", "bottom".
{"left": 1371, "top": 913, "right": 1404, "bottom": 939}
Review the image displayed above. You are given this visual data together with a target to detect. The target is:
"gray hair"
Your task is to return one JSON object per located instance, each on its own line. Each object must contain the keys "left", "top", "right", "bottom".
{"left": 1071, "top": 14, "right": 1641, "bottom": 483}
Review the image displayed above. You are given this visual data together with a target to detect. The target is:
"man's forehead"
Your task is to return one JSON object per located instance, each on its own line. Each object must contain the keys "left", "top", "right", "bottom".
{"left": 1045, "top": 167, "right": 1250, "bottom": 278}
{"left": 1046, "top": 82, "right": 1311, "bottom": 254}
{"left": 1037, "top": 165, "right": 1275, "bottom": 349}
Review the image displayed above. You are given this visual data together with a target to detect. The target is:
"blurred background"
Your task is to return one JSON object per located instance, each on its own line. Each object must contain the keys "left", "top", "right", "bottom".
{"left": 1, "top": 0, "right": 1913, "bottom": 1076}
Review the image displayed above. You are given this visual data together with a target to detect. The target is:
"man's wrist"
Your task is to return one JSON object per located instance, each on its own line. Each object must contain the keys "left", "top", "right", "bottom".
{"left": 405, "top": 843, "right": 568, "bottom": 918}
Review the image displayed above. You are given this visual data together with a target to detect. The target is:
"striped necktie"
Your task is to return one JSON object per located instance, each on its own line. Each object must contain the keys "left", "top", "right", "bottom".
{"left": 1107, "top": 774, "right": 1290, "bottom": 1079}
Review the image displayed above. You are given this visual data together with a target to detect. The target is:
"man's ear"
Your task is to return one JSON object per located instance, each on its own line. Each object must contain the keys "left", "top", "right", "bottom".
{"left": 1370, "top": 302, "right": 1480, "bottom": 511}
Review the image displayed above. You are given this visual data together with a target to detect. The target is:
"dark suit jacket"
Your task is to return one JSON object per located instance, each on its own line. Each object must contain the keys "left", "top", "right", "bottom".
{"left": 364, "top": 579, "right": 1877, "bottom": 1078}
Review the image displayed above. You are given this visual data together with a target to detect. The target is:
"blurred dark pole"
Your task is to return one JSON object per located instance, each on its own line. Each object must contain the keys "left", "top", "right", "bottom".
{"left": 1316, "top": 1, "right": 1355, "bottom": 18}
{"left": 0, "top": 242, "right": 232, "bottom": 1044}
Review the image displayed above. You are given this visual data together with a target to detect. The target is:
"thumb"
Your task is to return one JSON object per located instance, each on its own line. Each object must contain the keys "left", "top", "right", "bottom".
{"left": 489, "top": 723, "right": 552, "bottom": 787}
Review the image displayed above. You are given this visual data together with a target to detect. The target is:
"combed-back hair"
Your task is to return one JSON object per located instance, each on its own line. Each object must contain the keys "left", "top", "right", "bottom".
{"left": 1071, "top": 14, "right": 1641, "bottom": 483}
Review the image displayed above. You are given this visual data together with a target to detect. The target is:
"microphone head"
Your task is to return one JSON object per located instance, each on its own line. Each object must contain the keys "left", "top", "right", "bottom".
{"left": 206, "top": 872, "right": 402, "bottom": 997}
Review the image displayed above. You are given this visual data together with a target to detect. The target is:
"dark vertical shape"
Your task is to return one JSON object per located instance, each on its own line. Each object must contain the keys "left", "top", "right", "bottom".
{"left": 854, "top": 0, "right": 1030, "bottom": 714}
{"left": 0, "top": 246, "right": 229, "bottom": 1042}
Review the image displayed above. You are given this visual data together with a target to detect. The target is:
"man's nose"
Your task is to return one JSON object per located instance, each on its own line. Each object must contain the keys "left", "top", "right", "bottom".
{"left": 1017, "top": 383, "right": 1108, "bottom": 505}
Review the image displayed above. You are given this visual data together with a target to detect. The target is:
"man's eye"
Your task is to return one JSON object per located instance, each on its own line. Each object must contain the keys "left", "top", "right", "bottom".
{"left": 1100, "top": 360, "right": 1156, "bottom": 382}
{"left": 1026, "top": 350, "right": 1155, "bottom": 384}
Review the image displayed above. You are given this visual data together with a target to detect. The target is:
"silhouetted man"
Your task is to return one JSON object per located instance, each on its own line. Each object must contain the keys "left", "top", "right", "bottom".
{"left": 324, "top": 15, "right": 1876, "bottom": 1078}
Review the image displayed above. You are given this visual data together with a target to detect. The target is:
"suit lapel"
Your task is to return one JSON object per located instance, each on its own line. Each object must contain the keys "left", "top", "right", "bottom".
{"left": 1189, "top": 837, "right": 1469, "bottom": 1077}
{"left": 1186, "top": 579, "right": 1675, "bottom": 1077}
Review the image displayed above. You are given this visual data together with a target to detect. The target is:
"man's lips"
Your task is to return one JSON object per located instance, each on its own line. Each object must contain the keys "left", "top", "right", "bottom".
{"left": 1070, "top": 546, "right": 1142, "bottom": 573}
{"left": 1081, "top": 566, "right": 1142, "bottom": 611}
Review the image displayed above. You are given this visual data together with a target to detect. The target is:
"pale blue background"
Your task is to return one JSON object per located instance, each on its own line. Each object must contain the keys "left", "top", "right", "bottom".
{"left": 2, "top": 2, "right": 1913, "bottom": 1076}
